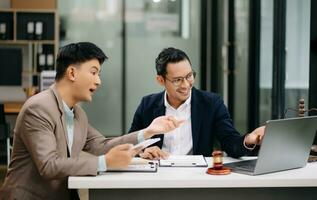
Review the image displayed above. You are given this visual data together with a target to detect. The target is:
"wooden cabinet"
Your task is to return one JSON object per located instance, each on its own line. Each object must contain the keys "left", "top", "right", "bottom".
{"left": 0, "top": 8, "right": 59, "bottom": 88}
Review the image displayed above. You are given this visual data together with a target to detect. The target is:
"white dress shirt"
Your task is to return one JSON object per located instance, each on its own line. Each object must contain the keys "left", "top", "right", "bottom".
{"left": 162, "top": 91, "right": 193, "bottom": 155}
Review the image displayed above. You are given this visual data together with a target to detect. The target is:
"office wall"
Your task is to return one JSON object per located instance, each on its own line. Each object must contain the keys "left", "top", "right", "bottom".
{"left": 0, "top": 0, "right": 10, "bottom": 8}
{"left": 58, "top": 0, "right": 201, "bottom": 135}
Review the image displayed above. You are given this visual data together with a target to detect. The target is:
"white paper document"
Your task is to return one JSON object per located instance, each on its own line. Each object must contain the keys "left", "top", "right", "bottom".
{"left": 106, "top": 158, "right": 158, "bottom": 172}
{"left": 133, "top": 138, "right": 161, "bottom": 150}
{"left": 159, "top": 155, "right": 208, "bottom": 167}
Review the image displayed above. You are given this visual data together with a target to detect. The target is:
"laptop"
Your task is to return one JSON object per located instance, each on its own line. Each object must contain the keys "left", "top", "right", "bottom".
{"left": 224, "top": 116, "right": 317, "bottom": 175}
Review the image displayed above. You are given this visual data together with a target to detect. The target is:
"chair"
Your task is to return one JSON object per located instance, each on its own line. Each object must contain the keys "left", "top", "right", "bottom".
{"left": 0, "top": 103, "right": 11, "bottom": 166}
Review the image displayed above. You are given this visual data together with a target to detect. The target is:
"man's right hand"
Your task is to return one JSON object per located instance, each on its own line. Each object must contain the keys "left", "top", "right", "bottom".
{"left": 139, "top": 146, "right": 169, "bottom": 160}
{"left": 143, "top": 116, "right": 185, "bottom": 139}
{"left": 105, "top": 144, "right": 142, "bottom": 169}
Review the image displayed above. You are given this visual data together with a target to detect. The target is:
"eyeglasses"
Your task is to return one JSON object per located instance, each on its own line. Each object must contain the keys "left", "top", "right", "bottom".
{"left": 164, "top": 71, "right": 196, "bottom": 87}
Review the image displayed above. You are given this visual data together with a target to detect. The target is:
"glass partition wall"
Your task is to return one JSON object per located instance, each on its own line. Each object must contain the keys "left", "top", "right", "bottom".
{"left": 233, "top": 0, "right": 250, "bottom": 133}
{"left": 284, "top": 0, "right": 310, "bottom": 118}
{"left": 58, "top": 0, "right": 201, "bottom": 135}
{"left": 233, "top": 0, "right": 311, "bottom": 133}
{"left": 259, "top": 0, "right": 273, "bottom": 124}
{"left": 58, "top": 0, "right": 311, "bottom": 136}
{"left": 58, "top": 0, "right": 124, "bottom": 135}
{"left": 125, "top": 0, "right": 201, "bottom": 131}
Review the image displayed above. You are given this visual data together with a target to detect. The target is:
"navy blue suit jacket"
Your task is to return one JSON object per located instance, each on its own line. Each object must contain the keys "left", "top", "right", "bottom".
{"left": 129, "top": 87, "right": 251, "bottom": 158}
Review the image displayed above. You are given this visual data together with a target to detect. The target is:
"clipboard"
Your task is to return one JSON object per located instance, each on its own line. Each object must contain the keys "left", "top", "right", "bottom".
{"left": 106, "top": 158, "right": 158, "bottom": 172}
{"left": 159, "top": 155, "right": 208, "bottom": 167}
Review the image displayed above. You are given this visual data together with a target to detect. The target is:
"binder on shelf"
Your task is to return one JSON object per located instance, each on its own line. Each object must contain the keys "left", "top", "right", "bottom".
{"left": 37, "top": 53, "right": 46, "bottom": 72}
{"left": 17, "top": 12, "right": 55, "bottom": 41}
{"left": 27, "top": 21, "right": 34, "bottom": 40}
{"left": 46, "top": 54, "right": 54, "bottom": 70}
{"left": 0, "top": 22, "right": 7, "bottom": 39}
{"left": 35, "top": 21, "right": 44, "bottom": 40}
{"left": 0, "top": 11, "right": 14, "bottom": 40}
{"left": 40, "top": 70, "right": 55, "bottom": 91}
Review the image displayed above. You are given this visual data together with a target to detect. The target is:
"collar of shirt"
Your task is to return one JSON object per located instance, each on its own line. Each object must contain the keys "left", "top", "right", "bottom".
{"left": 164, "top": 90, "right": 192, "bottom": 112}
{"left": 62, "top": 101, "right": 74, "bottom": 121}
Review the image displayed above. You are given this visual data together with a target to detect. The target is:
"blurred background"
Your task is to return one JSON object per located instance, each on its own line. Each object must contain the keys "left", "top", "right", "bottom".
{"left": 1, "top": 0, "right": 317, "bottom": 185}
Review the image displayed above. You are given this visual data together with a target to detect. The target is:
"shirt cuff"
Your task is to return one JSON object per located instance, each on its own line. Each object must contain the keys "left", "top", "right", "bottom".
{"left": 98, "top": 155, "right": 107, "bottom": 172}
{"left": 137, "top": 129, "right": 145, "bottom": 143}
{"left": 243, "top": 135, "right": 257, "bottom": 150}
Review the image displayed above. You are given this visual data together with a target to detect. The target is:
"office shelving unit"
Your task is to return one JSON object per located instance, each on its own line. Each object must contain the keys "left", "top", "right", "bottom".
{"left": 0, "top": 8, "right": 59, "bottom": 88}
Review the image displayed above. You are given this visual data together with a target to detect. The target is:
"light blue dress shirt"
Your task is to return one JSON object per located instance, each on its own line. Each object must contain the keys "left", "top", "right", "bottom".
{"left": 62, "top": 101, "right": 106, "bottom": 171}
{"left": 62, "top": 101, "right": 144, "bottom": 172}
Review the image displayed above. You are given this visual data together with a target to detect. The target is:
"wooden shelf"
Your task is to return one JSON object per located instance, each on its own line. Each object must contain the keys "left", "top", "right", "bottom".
{"left": 0, "top": 8, "right": 57, "bottom": 13}
{"left": 0, "top": 40, "right": 55, "bottom": 45}
{"left": 0, "top": 8, "right": 58, "bottom": 44}
{"left": 4, "top": 102, "right": 24, "bottom": 114}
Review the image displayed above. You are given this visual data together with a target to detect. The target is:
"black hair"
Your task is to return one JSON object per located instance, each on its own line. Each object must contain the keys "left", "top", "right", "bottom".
{"left": 55, "top": 42, "right": 108, "bottom": 81}
{"left": 155, "top": 47, "right": 191, "bottom": 76}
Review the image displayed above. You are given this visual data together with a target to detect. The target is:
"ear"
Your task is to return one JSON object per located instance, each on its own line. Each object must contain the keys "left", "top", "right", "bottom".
{"left": 156, "top": 75, "right": 165, "bottom": 86}
{"left": 66, "top": 65, "right": 76, "bottom": 82}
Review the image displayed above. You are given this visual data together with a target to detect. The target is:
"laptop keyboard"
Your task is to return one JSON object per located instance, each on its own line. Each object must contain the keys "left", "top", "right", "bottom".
{"left": 224, "top": 159, "right": 257, "bottom": 172}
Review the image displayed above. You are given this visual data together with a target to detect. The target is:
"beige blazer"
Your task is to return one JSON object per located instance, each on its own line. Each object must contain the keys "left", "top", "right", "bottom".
{"left": 0, "top": 84, "right": 137, "bottom": 200}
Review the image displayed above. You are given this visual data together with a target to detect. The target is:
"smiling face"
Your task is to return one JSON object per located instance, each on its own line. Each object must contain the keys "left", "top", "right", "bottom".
{"left": 71, "top": 58, "right": 101, "bottom": 103}
{"left": 157, "top": 59, "right": 194, "bottom": 108}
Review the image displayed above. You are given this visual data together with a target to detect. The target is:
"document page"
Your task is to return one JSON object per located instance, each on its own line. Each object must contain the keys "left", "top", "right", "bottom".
{"left": 159, "top": 155, "right": 208, "bottom": 167}
{"left": 133, "top": 138, "right": 161, "bottom": 150}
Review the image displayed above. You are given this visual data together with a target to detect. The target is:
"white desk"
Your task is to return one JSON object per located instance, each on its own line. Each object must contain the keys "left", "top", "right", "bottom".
{"left": 69, "top": 157, "right": 317, "bottom": 200}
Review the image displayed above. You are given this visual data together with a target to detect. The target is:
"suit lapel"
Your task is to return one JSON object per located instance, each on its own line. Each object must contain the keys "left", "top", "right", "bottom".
{"left": 191, "top": 88, "right": 203, "bottom": 154}
{"left": 51, "top": 84, "right": 71, "bottom": 157}
{"left": 59, "top": 114, "right": 70, "bottom": 157}
{"left": 153, "top": 92, "right": 165, "bottom": 148}
{"left": 71, "top": 108, "right": 82, "bottom": 156}
{"left": 153, "top": 96, "right": 165, "bottom": 117}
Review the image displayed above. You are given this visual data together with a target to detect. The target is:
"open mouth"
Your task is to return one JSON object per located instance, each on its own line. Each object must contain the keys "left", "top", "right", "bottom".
{"left": 89, "top": 88, "right": 96, "bottom": 93}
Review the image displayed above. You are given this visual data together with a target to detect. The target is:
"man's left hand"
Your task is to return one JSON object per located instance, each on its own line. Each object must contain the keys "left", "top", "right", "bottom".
{"left": 245, "top": 126, "right": 266, "bottom": 146}
{"left": 139, "top": 146, "right": 169, "bottom": 160}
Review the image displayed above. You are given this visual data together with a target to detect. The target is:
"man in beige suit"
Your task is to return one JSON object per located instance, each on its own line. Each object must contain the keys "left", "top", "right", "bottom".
{"left": 0, "top": 42, "right": 183, "bottom": 200}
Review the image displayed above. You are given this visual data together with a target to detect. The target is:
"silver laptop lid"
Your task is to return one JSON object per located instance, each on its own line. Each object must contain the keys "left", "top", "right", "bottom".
{"left": 253, "top": 116, "right": 317, "bottom": 175}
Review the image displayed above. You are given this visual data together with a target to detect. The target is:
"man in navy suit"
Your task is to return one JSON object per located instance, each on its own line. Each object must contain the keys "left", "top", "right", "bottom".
{"left": 129, "top": 47, "right": 265, "bottom": 159}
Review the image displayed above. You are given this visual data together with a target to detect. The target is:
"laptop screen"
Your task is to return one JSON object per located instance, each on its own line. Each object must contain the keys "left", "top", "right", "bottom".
{"left": 225, "top": 116, "right": 317, "bottom": 175}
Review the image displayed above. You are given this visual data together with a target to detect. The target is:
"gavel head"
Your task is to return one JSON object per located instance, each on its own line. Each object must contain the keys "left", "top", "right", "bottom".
{"left": 212, "top": 150, "right": 223, "bottom": 170}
